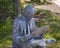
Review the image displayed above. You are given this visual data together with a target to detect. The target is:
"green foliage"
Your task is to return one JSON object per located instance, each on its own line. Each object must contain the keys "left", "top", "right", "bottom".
{"left": 0, "top": 0, "right": 15, "bottom": 47}
{"left": 45, "top": 33, "right": 53, "bottom": 39}
{"left": 0, "top": 0, "right": 17, "bottom": 19}
{"left": 36, "top": 9, "right": 60, "bottom": 40}
{"left": 36, "top": 9, "right": 60, "bottom": 48}
{"left": 0, "top": 17, "right": 12, "bottom": 47}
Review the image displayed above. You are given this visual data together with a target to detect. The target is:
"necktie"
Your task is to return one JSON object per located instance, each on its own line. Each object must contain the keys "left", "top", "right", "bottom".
{"left": 26, "top": 23, "right": 30, "bottom": 36}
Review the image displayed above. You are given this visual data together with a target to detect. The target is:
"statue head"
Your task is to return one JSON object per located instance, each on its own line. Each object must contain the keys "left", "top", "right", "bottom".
{"left": 24, "top": 5, "right": 36, "bottom": 21}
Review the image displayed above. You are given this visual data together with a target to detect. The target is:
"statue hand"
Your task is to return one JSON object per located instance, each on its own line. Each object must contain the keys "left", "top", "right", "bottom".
{"left": 24, "top": 34, "right": 32, "bottom": 40}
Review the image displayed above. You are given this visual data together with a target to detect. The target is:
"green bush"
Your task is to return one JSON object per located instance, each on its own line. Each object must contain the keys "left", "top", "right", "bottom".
{"left": 36, "top": 9, "right": 60, "bottom": 40}
{"left": 0, "top": 17, "right": 12, "bottom": 47}
{"left": 0, "top": 0, "right": 17, "bottom": 20}
{"left": 0, "top": 0, "right": 16, "bottom": 47}
{"left": 36, "top": 9, "right": 60, "bottom": 48}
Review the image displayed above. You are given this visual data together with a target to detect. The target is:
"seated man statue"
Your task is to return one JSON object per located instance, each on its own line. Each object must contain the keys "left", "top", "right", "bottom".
{"left": 12, "top": 5, "right": 56, "bottom": 48}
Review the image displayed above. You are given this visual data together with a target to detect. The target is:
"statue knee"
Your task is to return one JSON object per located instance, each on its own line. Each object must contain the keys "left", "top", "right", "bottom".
{"left": 46, "top": 38, "right": 56, "bottom": 44}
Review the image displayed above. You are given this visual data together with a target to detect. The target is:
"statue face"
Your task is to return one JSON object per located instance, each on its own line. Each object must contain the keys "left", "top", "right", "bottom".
{"left": 24, "top": 5, "right": 36, "bottom": 21}
{"left": 24, "top": 11, "right": 35, "bottom": 20}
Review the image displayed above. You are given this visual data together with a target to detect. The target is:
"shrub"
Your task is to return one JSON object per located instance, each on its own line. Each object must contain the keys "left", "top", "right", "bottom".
{"left": 36, "top": 9, "right": 60, "bottom": 40}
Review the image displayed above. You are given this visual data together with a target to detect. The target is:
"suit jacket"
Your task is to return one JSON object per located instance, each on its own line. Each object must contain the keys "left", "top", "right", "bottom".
{"left": 12, "top": 16, "right": 35, "bottom": 48}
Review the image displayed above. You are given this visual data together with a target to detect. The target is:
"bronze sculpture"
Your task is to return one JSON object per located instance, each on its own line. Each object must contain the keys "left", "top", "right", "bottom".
{"left": 12, "top": 5, "right": 56, "bottom": 48}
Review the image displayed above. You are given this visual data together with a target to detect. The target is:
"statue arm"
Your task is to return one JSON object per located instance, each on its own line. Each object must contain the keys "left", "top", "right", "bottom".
{"left": 31, "top": 25, "right": 49, "bottom": 38}
{"left": 12, "top": 20, "right": 23, "bottom": 45}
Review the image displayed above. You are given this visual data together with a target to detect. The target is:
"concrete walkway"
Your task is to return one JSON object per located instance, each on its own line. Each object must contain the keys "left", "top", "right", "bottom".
{"left": 35, "top": 4, "right": 60, "bottom": 14}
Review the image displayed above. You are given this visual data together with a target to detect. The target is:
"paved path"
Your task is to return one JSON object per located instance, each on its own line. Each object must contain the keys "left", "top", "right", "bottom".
{"left": 35, "top": 4, "right": 60, "bottom": 14}
{"left": 34, "top": 4, "right": 60, "bottom": 22}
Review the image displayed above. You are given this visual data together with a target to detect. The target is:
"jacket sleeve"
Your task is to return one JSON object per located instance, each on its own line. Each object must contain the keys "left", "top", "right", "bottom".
{"left": 12, "top": 19, "right": 32, "bottom": 45}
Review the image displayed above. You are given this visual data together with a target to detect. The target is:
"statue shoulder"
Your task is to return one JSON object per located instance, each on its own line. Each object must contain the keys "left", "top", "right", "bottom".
{"left": 13, "top": 16, "right": 25, "bottom": 24}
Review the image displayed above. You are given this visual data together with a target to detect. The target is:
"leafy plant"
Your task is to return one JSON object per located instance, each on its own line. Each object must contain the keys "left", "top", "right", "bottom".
{"left": 36, "top": 9, "right": 60, "bottom": 40}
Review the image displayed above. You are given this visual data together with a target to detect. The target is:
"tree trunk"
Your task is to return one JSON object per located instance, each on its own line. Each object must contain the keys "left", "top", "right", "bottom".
{"left": 13, "top": 0, "right": 21, "bottom": 16}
